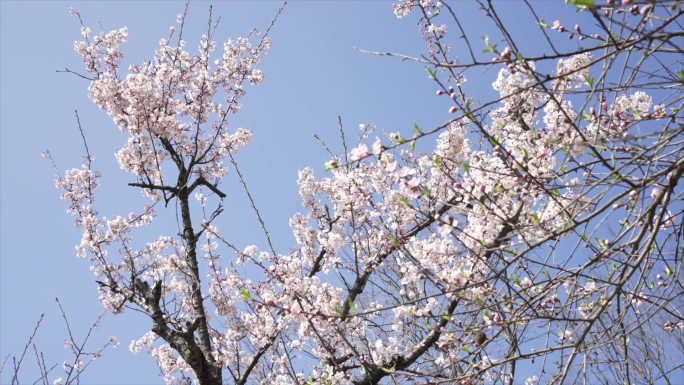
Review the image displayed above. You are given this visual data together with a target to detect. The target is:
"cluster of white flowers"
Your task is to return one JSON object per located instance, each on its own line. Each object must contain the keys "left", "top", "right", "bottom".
{"left": 555, "top": 52, "right": 592, "bottom": 90}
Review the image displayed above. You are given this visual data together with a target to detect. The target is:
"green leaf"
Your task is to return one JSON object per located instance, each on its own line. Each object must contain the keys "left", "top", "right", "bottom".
{"left": 461, "top": 161, "right": 471, "bottom": 174}
{"left": 399, "top": 196, "right": 411, "bottom": 208}
{"left": 422, "top": 186, "right": 432, "bottom": 197}
{"left": 568, "top": 0, "right": 596, "bottom": 10}
{"left": 596, "top": 238, "right": 608, "bottom": 252}
{"left": 539, "top": 19, "right": 548, "bottom": 28}
{"left": 390, "top": 235, "right": 400, "bottom": 248}
{"left": 482, "top": 35, "right": 496, "bottom": 53}
{"left": 425, "top": 66, "right": 436, "bottom": 80}
{"left": 461, "top": 346, "right": 473, "bottom": 353}
{"left": 433, "top": 154, "right": 442, "bottom": 168}
{"left": 665, "top": 267, "right": 673, "bottom": 277}
{"left": 550, "top": 188, "right": 561, "bottom": 197}
{"left": 488, "top": 136, "right": 501, "bottom": 146}
{"left": 240, "top": 288, "right": 252, "bottom": 301}
{"left": 380, "top": 365, "right": 396, "bottom": 374}
{"left": 678, "top": 69, "right": 684, "bottom": 82}
{"left": 532, "top": 213, "right": 541, "bottom": 226}
{"left": 409, "top": 140, "right": 416, "bottom": 150}
{"left": 442, "top": 314, "right": 453, "bottom": 322}
{"left": 583, "top": 74, "right": 595, "bottom": 88}
{"left": 413, "top": 122, "right": 423, "bottom": 134}
{"left": 348, "top": 299, "right": 358, "bottom": 313}
{"left": 561, "top": 164, "right": 569, "bottom": 173}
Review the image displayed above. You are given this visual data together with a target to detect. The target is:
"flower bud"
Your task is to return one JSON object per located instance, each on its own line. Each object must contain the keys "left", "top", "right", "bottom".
{"left": 639, "top": 4, "right": 652, "bottom": 15}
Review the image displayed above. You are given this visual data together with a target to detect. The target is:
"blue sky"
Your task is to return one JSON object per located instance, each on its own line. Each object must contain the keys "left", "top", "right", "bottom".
{"left": 1, "top": 1, "right": 580, "bottom": 384}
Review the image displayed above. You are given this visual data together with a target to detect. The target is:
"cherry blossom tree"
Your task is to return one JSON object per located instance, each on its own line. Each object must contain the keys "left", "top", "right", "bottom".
{"left": 54, "top": 1, "right": 682, "bottom": 385}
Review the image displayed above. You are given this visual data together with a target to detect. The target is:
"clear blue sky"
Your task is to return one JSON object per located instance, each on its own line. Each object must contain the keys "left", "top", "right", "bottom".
{"left": 1, "top": 1, "right": 575, "bottom": 384}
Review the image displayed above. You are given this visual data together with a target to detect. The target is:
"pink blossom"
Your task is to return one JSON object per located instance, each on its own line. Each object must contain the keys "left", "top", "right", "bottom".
{"left": 349, "top": 143, "right": 369, "bottom": 161}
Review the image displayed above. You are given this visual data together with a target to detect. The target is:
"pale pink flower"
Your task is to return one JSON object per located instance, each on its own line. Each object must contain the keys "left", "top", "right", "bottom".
{"left": 372, "top": 137, "right": 383, "bottom": 156}
{"left": 349, "top": 144, "right": 369, "bottom": 161}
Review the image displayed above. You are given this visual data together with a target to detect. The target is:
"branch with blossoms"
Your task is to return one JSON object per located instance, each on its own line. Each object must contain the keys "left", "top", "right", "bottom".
{"left": 53, "top": 1, "right": 682, "bottom": 385}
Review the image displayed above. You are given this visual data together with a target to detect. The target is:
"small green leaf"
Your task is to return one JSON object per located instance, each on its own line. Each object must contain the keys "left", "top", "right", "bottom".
{"left": 461, "top": 346, "right": 473, "bottom": 353}
{"left": 532, "top": 213, "right": 541, "bottom": 226}
{"left": 413, "top": 122, "right": 423, "bottom": 134}
{"left": 678, "top": 69, "right": 684, "bottom": 82}
{"left": 409, "top": 140, "right": 416, "bottom": 150}
{"left": 561, "top": 164, "right": 569, "bottom": 173}
{"left": 568, "top": 0, "right": 596, "bottom": 10}
{"left": 380, "top": 366, "right": 396, "bottom": 374}
{"left": 482, "top": 35, "right": 496, "bottom": 53}
{"left": 390, "top": 235, "right": 400, "bottom": 248}
{"left": 241, "top": 288, "right": 252, "bottom": 301}
{"left": 539, "top": 19, "right": 548, "bottom": 28}
{"left": 583, "top": 74, "right": 595, "bottom": 88}
{"left": 550, "top": 188, "right": 561, "bottom": 197}
{"left": 665, "top": 267, "right": 673, "bottom": 277}
{"left": 348, "top": 299, "right": 358, "bottom": 313}
{"left": 433, "top": 154, "right": 442, "bottom": 168}
{"left": 461, "top": 161, "right": 471, "bottom": 173}
{"left": 442, "top": 314, "right": 453, "bottom": 322}
{"left": 425, "top": 66, "right": 436, "bottom": 80}
{"left": 596, "top": 238, "right": 608, "bottom": 252}
{"left": 399, "top": 196, "right": 411, "bottom": 208}
{"left": 488, "top": 136, "right": 501, "bottom": 146}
